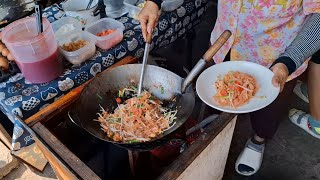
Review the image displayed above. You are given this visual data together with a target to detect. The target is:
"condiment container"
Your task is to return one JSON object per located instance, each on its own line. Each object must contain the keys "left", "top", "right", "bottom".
{"left": 57, "top": 31, "right": 96, "bottom": 65}
{"left": 85, "top": 18, "right": 125, "bottom": 50}
{"left": 2, "top": 17, "right": 63, "bottom": 83}
{"left": 124, "top": 0, "right": 144, "bottom": 19}
{"left": 52, "top": 16, "right": 83, "bottom": 39}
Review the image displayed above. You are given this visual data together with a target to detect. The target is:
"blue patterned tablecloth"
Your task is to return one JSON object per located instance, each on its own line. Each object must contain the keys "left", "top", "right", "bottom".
{"left": 0, "top": 0, "right": 208, "bottom": 121}
{"left": 0, "top": 0, "right": 208, "bottom": 169}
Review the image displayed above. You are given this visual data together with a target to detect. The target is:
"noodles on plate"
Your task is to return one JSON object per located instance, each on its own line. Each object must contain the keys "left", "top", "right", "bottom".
{"left": 213, "top": 71, "right": 259, "bottom": 108}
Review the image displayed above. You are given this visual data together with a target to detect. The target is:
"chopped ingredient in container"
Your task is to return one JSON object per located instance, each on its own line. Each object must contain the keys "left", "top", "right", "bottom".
{"left": 61, "top": 39, "right": 88, "bottom": 52}
{"left": 55, "top": 24, "right": 75, "bottom": 37}
{"left": 96, "top": 29, "right": 116, "bottom": 37}
{"left": 137, "top": 2, "right": 146, "bottom": 8}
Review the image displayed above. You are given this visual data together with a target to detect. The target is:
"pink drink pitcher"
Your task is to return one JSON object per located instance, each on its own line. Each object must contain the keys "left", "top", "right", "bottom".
{"left": 2, "top": 17, "right": 63, "bottom": 84}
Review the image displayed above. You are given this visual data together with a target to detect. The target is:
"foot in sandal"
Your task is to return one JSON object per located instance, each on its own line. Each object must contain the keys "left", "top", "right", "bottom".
{"left": 293, "top": 81, "right": 309, "bottom": 103}
{"left": 289, "top": 108, "right": 320, "bottom": 139}
{"left": 235, "top": 137, "right": 265, "bottom": 176}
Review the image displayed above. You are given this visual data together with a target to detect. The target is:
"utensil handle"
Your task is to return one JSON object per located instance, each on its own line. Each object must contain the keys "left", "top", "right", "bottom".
{"left": 35, "top": 2, "right": 43, "bottom": 34}
{"left": 181, "top": 30, "right": 232, "bottom": 93}
{"left": 202, "top": 30, "right": 232, "bottom": 62}
{"left": 146, "top": 31, "right": 153, "bottom": 44}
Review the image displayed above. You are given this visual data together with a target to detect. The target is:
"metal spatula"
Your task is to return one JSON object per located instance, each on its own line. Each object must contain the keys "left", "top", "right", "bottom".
{"left": 138, "top": 32, "right": 152, "bottom": 95}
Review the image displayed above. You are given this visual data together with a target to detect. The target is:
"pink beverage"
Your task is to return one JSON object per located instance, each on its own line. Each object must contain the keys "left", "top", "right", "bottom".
{"left": 15, "top": 50, "right": 63, "bottom": 83}
{"left": 2, "top": 17, "right": 63, "bottom": 83}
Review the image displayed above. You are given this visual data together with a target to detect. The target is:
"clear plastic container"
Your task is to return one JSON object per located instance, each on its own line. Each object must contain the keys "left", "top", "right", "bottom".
{"left": 1, "top": 17, "right": 63, "bottom": 83}
{"left": 52, "top": 17, "right": 83, "bottom": 39}
{"left": 85, "top": 18, "right": 125, "bottom": 50}
{"left": 103, "top": 0, "right": 127, "bottom": 18}
{"left": 124, "top": 0, "right": 144, "bottom": 19}
{"left": 124, "top": 3, "right": 141, "bottom": 19}
{"left": 57, "top": 31, "right": 96, "bottom": 65}
{"left": 124, "top": 0, "right": 139, "bottom": 4}
{"left": 162, "top": 0, "right": 184, "bottom": 12}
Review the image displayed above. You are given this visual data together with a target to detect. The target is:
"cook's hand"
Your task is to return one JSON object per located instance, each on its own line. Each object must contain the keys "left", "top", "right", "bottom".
{"left": 270, "top": 63, "right": 289, "bottom": 92}
{"left": 138, "top": 1, "right": 159, "bottom": 41}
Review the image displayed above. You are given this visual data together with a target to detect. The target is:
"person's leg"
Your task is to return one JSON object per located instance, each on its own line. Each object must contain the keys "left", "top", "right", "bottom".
{"left": 308, "top": 61, "right": 320, "bottom": 123}
{"left": 289, "top": 54, "right": 320, "bottom": 138}
{"left": 251, "top": 79, "right": 297, "bottom": 140}
{"left": 235, "top": 79, "right": 297, "bottom": 176}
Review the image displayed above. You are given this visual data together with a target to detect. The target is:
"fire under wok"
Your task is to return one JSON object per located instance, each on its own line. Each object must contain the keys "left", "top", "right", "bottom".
{"left": 68, "top": 30, "right": 232, "bottom": 151}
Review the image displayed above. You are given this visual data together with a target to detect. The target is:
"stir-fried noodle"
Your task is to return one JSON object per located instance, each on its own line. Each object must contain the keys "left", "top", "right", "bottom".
{"left": 214, "top": 71, "right": 259, "bottom": 108}
{"left": 95, "top": 86, "right": 177, "bottom": 142}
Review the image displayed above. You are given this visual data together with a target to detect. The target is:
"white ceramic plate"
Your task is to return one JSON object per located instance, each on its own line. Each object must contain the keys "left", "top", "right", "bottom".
{"left": 196, "top": 61, "right": 280, "bottom": 113}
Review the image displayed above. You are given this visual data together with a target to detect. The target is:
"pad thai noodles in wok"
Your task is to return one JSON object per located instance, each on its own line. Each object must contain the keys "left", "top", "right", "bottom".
{"left": 95, "top": 85, "right": 178, "bottom": 143}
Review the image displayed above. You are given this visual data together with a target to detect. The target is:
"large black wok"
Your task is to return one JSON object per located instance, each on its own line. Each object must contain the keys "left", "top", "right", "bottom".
{"left": 68, "top": 30, "right": 232, "bottom": 151}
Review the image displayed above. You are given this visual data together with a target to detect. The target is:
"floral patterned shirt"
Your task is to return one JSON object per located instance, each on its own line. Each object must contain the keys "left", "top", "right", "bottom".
{"left": 210, "top": 0, "right": 320, "bottom": 80}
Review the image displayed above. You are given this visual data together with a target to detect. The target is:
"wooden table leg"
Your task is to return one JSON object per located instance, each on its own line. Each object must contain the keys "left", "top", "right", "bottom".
{"left": 0, "top": 123, "right": 12, "bottom": 149}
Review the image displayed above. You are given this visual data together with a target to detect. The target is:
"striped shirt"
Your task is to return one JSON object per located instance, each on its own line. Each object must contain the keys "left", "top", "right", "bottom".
{"left": 274, "top": 13, "right": 320, "bottom": 75}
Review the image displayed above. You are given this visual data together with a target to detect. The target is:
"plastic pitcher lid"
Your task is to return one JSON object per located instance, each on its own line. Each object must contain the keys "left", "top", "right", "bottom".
{"left": 2, "top": 16, "right": 51, "bottom": 46}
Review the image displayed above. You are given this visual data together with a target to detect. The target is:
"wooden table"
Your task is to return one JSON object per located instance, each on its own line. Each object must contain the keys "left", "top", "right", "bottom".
{"left": 22, "top": 55, "right": 238, "bottom": 180}
{"left": 25, "top": 56, "right": 138, "bottom": 180}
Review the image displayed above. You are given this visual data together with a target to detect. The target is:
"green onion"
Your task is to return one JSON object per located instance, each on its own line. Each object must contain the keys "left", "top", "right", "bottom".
{"left": 118, "top": 91, "right": 121, "bottom": 97}
{"left": 219, "top": 96, "right": 230, "bottom": 99}
{"left": 131, "top": 86, "right": 137, "bottom": 91}
{"left": 160, "top": 87, "right": 164, "bottom": 94}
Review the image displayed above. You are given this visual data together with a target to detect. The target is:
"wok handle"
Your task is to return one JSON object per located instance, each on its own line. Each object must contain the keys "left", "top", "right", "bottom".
{"left": 203, "top": 30, "right": 232, "bottom": 62}
{"left": 181, "top": 30, "right": 232, "bottom": 93}
{"left": 67, "top": 111, "right": 81, "bottom": 128}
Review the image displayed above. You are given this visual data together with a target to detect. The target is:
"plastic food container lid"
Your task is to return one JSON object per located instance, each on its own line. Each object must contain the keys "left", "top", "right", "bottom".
{"left": 52, "top": 17, "right": 83, "bottom": 39}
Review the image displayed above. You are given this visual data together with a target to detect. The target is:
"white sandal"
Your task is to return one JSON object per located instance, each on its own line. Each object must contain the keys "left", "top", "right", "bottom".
{"left": 235, "top": 138, "right": 264, "bottom": 176}
{"left": 293, "top": 81, "right": 309, "bottom": 103}
{"left": 289, "top": 108, "right": 320, "bottom": 139}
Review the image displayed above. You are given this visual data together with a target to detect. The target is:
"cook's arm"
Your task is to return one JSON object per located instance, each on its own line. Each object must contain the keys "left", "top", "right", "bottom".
{"left": 272, "top": 13, "right": 320, "bottom": 75}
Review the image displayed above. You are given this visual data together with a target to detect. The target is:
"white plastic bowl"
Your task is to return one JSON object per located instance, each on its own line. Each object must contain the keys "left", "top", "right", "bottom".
{"left": 61, "top": 0, "right": 100, "bottom": 26}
